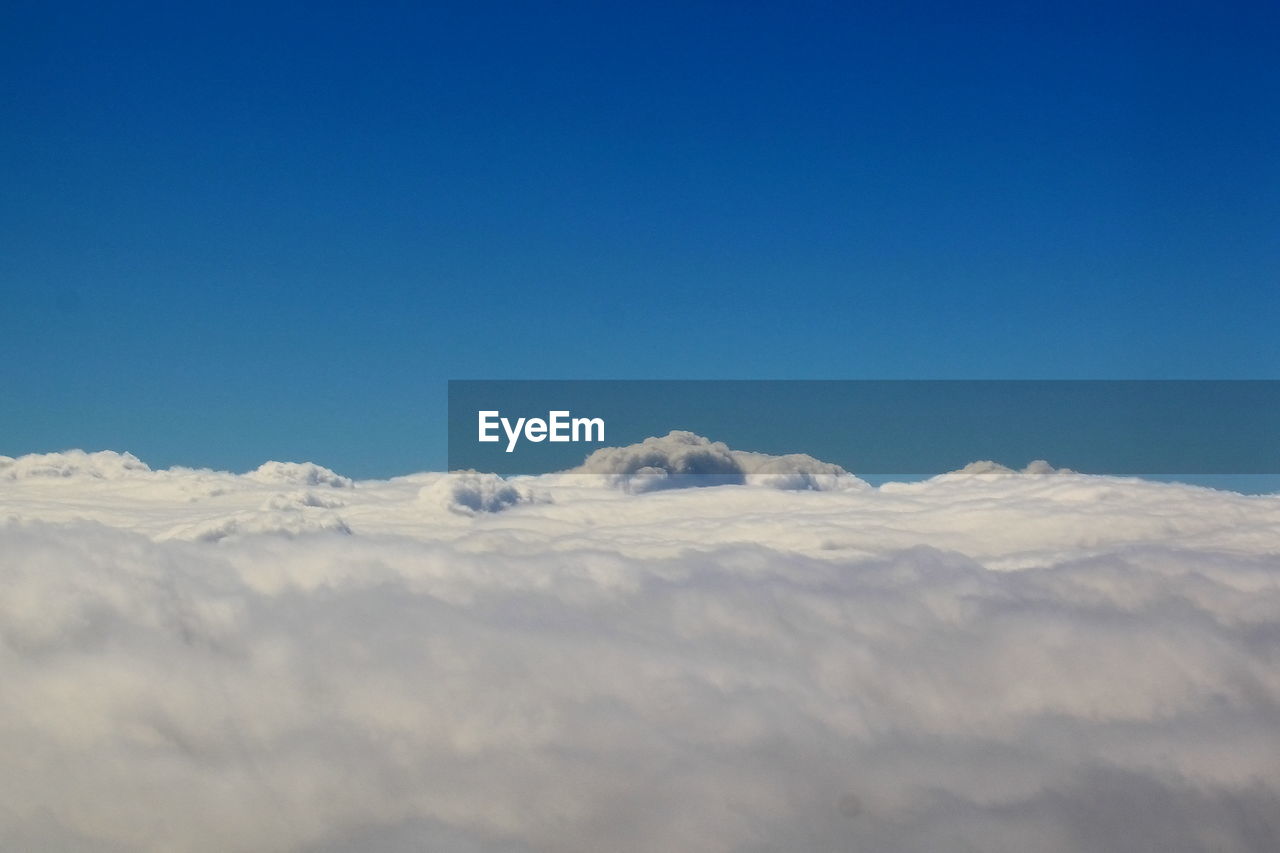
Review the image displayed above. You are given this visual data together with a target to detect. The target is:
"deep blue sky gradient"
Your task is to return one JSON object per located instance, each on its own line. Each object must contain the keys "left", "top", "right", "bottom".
{"left": 3, "top": 1, "right": 1278, "bottom": 476}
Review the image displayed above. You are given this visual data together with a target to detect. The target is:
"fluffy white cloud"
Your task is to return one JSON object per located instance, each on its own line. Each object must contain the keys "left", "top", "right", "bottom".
{"left": 571, "top": 431, "right": 866, "bottom": 493}
{"left": 0, "top": 449, "right": 152, "bottom": 480}
{"left": 246, "top": 461, "right": 354, "bottom": 489}
{"left": 418, "top": 471, "right": 546, "bottom": 515}
{"left": 1, "top": 442, "right": 1279, "bottom": 852}
{"left": 945, "top": 458, "right": 1064, "bottom": 476}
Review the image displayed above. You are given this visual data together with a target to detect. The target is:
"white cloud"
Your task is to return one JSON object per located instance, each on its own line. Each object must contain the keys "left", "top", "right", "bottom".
{"left": 0, "top": 449, "right": 152, "bottom": 480}
{"left": 418, "top": 471, "right": 547, "bottom": 515}
{"left": 1, "top": 441, "right": 1279, "bottom": 851}
{"left": 570, "top": 430, "right": 867, "bottom": 493}
{"left": 161, "top": 508, "right": 354, "bottom": 542}
{"left": 945, "top": 458, "right": 1065, "bottom": 476}
{"left": 246, "top": 461, "right": 354, "bottom": 489}
{"left": 260, "top": 490, "right": 348, "bottom": 512}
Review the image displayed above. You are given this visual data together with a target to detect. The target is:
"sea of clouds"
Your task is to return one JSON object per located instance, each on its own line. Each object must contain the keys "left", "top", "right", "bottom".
{"left": 2, "top": 433, "right": 1279, "bottom": 852}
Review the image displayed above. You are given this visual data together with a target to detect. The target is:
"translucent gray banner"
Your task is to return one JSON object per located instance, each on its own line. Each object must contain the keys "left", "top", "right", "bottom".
{"left": 448, "top": 380, "right": 1280, "bottom": 477}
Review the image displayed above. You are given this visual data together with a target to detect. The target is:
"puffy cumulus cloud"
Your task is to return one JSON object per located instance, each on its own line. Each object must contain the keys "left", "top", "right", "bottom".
{"left": 942, "top": 458, "right": 1068, "bottom": 478}
{"left": 570, "top": 431, "right": 867, "bottom": 493}
{"left": 1, "top": 445, "right": 1280, "bottom": 852}
{"left": 0, "top": 449, "right": 152, "bottom": 480}
{"left": 418, "top": 471, "right": 547, "bottom": 515}
{"left": 570, "top": 431, "right": 743, "bottom": 492}
{"left": 734, "top": 450, "right": 868, "bottom": 491}
{"left": 246, "top": 461, "right": 354, "bottom": 489}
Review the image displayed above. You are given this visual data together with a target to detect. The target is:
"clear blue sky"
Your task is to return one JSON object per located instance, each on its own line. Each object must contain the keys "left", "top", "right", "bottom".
{"left": 3, "top": 1, "right": 1278, "bottom": 477}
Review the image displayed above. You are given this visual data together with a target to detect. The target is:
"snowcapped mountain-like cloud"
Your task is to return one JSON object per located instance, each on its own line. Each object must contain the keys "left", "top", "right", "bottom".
{"left": 569, "top": 430, "right": 867, "bottom": 492}
{"left": 2, "top": 443, "right": 1279, "bottom": 852}
{"left": 246, "top": 460, "right": 354, "bottom": 489}
{"left": 418, "top": 471, "right": 546, "bottom": 515}
{"left": 0, "top": 449, "right": 153, "bottom": 480}
{"left": 947, "top": 458, "right": 1063, "bottom": 475}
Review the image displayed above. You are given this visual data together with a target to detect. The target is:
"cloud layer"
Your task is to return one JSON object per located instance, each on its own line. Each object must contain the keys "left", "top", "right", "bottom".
{"left": 2, "top": 442, "right": 1279, "bottom": 852}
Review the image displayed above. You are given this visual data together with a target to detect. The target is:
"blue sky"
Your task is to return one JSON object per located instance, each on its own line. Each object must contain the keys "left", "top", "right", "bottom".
{"left": 3, "top": 1, "right": 1278, "bottom": 477}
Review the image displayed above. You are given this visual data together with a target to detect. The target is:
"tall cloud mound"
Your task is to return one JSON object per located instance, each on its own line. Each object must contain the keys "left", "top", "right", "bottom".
{"left": 734, "top": 449, "right": 868, "bottom": 491}
{"left": 244, "top": 461, "right": 354, "bottom": 489}
{"left": 419, "top": 471, "right": 545, "bottom": 514}
{"left": 569, "top": 431, "right": 866, "bottom": 493}
{"left": 942, "top": 458, "right": 1067, "bottom": 477}
{"left": 0, "top": 449, "right": 152, "bottom": 480}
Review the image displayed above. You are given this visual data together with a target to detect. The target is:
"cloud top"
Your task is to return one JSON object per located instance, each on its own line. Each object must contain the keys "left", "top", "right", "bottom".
{"left": 570, "top": 430, "right": 867, "bottom": 492}
{"left": 246, "top": 461, "right": 354, "bottom": 489}
{"left": 419, "top": 471, "right": 545, "bottom": 514}
{"left": 0, "top": 449, "right": 152, "bottom": 480}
